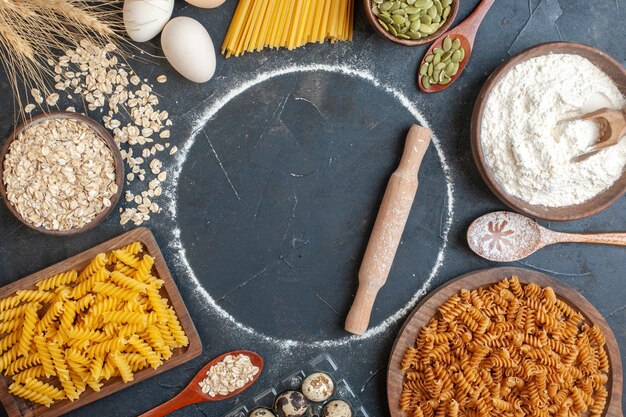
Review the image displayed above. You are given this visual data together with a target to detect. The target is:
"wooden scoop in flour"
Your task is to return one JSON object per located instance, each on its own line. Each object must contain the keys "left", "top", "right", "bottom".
{"left": 345, "top": 125, "right": 432, "bottom": 335}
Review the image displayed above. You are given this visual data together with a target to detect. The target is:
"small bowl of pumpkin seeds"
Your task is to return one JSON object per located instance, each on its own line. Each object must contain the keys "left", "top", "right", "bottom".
{"left": 365, "top": 0, "right": 459, "bottom": 46}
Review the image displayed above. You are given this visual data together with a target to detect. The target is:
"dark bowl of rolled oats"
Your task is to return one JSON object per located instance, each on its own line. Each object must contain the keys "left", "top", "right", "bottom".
{"left": 0, "top": 111, "right": 124, "bottom": 235}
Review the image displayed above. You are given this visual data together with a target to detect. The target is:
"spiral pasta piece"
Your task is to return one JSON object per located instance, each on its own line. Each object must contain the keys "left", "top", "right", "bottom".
{"left": 127, "top": 335, "right": 162, "bottom": 368}
{"left": 110, "top": 271, "right": 147, "bottom": 293}
{"left": 133, "top": 254, "right": 155, "bottom": 283}
{"left": 17, "top": 304, "right": 39, "bottom": 357}
{"left": 77, "top": 253, "right": 107, "bottom": 282}
{"left": 8, "top": 381, "right": 54, "bottom": 407}
{"left": 36, "top": 271, "right": 78, "bottom": 291}
{"left": 24, "top": 377, "right": 66, "bottom": 401}
{"left": 49, "top": 341, "right": 79, "bottom": 401}
{"left": 92, "top": 282, "right": 138, "bottom": 302}
{"left": 12, "top": 365, "right": 46, "bottom": 384}
{"left": 109, "top": 351, "right": 134, "bottom": 383}
{"left": 16, "top": 289, "right": 54, "bottom": 303}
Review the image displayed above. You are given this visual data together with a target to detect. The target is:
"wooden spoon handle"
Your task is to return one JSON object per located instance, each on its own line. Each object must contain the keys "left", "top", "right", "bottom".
{"left": 460, "top": 0, "right": 496, "bottom": 42}
{"left": 547, "top": 231, "right": 626, "bottom": 246}
{"left": 138, "top": 391, "right": 202, "bottom": 417}
{"left": 345, "top": 125, "right": 432, "bottom": 335}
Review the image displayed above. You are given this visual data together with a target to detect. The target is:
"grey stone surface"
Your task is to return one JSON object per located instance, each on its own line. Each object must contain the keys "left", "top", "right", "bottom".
{"left": 0, "top": 0, "right": 624, "bottom": 416}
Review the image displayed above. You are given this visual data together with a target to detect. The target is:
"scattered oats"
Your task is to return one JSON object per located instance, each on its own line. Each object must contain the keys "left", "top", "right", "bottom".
{"left": 149, "top": 159, "right": 162, "bottom": 174}
{"left": 157, "top": 172, "right": 167, "bottom": 182}
{"left": 46, "top": 93, "right": 60, "bottom": 106}
{"left": 66, "top": 107, "right": 76, "bottom": 112}
{"left": 24, "top": 104, "right": 36, "bottom": 113}
{"left": 156, "top": 75, "right": 167, "bottom": 83}
{"left": 2, "top": 118, "right": 117, "bottom": 231}
{"left": 169, "top": 146, "right": 178, "bottom": 155}
{"left": 45, "top": 39, "right": 174, "bottom": 227}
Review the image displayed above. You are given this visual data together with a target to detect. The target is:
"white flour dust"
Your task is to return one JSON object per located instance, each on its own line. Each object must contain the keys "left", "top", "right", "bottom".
{"left": 162, "top": 64, "right": 456, "bottom": 350}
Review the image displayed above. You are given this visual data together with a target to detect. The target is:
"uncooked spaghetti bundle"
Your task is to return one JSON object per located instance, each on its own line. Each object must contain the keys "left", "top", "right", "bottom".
{"left": 222, "top": 0, "right": 354, "bottom": 57}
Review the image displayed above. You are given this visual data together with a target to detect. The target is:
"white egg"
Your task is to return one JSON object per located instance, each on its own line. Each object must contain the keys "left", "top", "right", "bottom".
{"left": 123, "top": 0, "right": 174, "bottom": 43}
{"left": 185, "top": 0, "right": 227, "bottom": 8}
{"left": 161, "top": 17, "right": 217, "bottom": 83}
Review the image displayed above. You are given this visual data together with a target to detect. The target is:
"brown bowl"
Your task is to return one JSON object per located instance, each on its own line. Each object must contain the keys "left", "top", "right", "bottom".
{"left": 471, "top": 42, "right": 626, "bottom": 221}
{"left": 363, "top": 0, "right": 459, "bottom": 46}
{"left": 0, "top": 111, "right": 124, "bottom": 235}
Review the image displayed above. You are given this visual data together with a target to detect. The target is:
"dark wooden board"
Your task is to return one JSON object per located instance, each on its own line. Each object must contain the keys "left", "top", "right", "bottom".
{"left": 387, "top": 267, "right": 623, "bottom": 417}
{"left": 0, "top": 227, "right": 202, "bottom": 417}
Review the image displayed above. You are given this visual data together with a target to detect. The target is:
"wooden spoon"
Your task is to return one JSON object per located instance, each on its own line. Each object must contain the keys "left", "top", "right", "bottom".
{"left": 139, "top": 350, "right": 263, "bottom": 417}
{"left": 418, "top": 0, "right": 496, "bottom": 93}
{"left": 570, "top": 107, "right": 626, "bottom": 162}
{"left": 345, "top": 125, "right": 432, "bottom": 335}
{"left": 467, "top": 211, "right": 626, "bottom": 262}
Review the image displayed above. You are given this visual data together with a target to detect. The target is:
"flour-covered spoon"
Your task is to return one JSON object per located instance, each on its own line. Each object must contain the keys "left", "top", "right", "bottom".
{"left": 467, "top": 211, "right": 626, "bottom": 262}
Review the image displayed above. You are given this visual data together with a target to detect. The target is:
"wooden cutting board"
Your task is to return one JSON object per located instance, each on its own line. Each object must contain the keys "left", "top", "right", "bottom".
{"left": 386, "top": 267, "right": 623, "bottom": 417}
{"left": 0, "top": 227, "right": 202, "bottom": 417}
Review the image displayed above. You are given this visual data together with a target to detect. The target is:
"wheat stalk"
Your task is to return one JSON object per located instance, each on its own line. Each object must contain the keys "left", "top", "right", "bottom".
{"left": 0, "top": 0, "right": 125, "bottom": 119}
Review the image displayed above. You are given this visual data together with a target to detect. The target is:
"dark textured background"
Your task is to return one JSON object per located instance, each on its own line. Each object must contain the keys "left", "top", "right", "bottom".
{"left": 0, "top": 0, "right": 624, "bottom": 415}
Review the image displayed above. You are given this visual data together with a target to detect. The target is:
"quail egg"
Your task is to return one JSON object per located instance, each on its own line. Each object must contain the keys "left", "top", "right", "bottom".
{"left": 321, "top": 400, "right": 352, "bottom": 417}
{"left": 249, "top": 408, "right": 276, "bottom": 417}
{"left": 274, "top": 390, "right": 309, "bottom": 417}
{"left": 301, "top": 372, "right": 334, "bottom": 402}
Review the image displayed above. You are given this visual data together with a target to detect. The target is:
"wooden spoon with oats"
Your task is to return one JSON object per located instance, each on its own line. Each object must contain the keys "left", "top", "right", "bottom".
{"left": 139, "top": 350, "right": 263, "bottom": 417}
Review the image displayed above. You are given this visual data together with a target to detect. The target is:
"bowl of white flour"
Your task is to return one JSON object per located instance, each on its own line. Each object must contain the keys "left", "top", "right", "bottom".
{"left": 472, "top": 42, "right": 626, "bottom": 221}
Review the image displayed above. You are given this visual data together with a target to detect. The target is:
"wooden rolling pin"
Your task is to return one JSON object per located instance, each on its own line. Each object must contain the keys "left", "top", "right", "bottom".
{"left": 345, "top": 125, "right": 432, "bottom": 335}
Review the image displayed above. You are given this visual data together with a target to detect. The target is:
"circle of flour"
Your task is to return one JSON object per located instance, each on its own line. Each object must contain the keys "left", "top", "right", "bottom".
{"left": 165, "top": 64, "right": 455, "bottom": 349}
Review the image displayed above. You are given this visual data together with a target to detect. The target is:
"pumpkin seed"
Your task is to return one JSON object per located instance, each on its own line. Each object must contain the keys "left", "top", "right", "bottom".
{"left": 389, "top": 25, "right": 398, "bottom": 36}
{"left": 452, "top": 38, "right": 461, "bottom": 49}
{"left": 459, "top": 46, "right": 465, "bottom": 61}
{"left": 441, "top": 51, "right": 452, "bottom": 61}
{"left": 373, "top": 0, "right": 384, "bottom": 3}
{"left": 432, "top": 53, "right": 441, "bottom": 65}
{"left": 380, "top": 1, "right": 394, "bottom": 10}
{"left": 405, "top": 6, "right": 420, "bottom": 13}
{"left": 442, "top": 5, "right": 451, "bottom": 19}
{"left": 414, "top": 0, "right": 432, "bottom": 8}
{"left": 443, "top": 36, "right": 452, "bottom": 51}
{"left": 440, "top": 75, "right": 451, "bottom": 85}
{"left": 397, "top": 33, "right": 411, "bottom": 39}
{"left": 427, "top": 6, "right": 437, "bottom": 18}
{"left": 427, "top": 64, "right": 434, "bottom": 76}
{"left": 441, "top": 0, "right": 451, "bottom": 7}
{"left": 433, "top": 47, "right": 444, "bottom": 55}
{"left": 378, "top": 14, "right": 393, "bottom": 24}
{"left": 409, "top": 13, "right": 421, "bottom": 21}
{"left": 420, "top": 14, "right": 432, "bottom": 24}
{"left": 434, "top": 62, "right": 447, "bottom": 71}
{"left": 408, "top": 31, "right": 422, "bottom": 39}
{"left": 391, "top": 1, "right": 402, "bottom": 11}
{"left": 434, "top": 0, "right": 443, "bottom": 14}
{"left": 391, "top": 14, "right": 405, "bottom": 24}
{"left": 391, "top": 9, "right": 407, "bottom": 15}
{"left": 433, "top": 69, "right": 442, "bottom": 81}
{"left": 420, "top": 63, "right": 429, "bottom": 75}
{"left": 410, "top": 20, "right": 421, "bottom": 32}
{"left": 421, "top": 77, "right": 431, "bottom": 89}
{"left": 425, "top": 54, "right": 434, "bottom": 62}
{"left": 419, "top": 23, "right": 437, "bottom": 34}
{"left": 444, "top": 62, "right": 456, "bottom": 76}
{"left": 378, "top": 19, "right": 389, "bottom": 30}
{"left": 432, "top": 14, "right": 441, "bottom": 23}
{"left": 451, "top": 50, "right": 461, "bottom": 63}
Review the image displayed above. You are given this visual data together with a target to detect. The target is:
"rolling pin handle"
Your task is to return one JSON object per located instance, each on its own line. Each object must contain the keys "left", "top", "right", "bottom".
{"left": 344, "top": 285, "right": 380, "bottom": 335}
